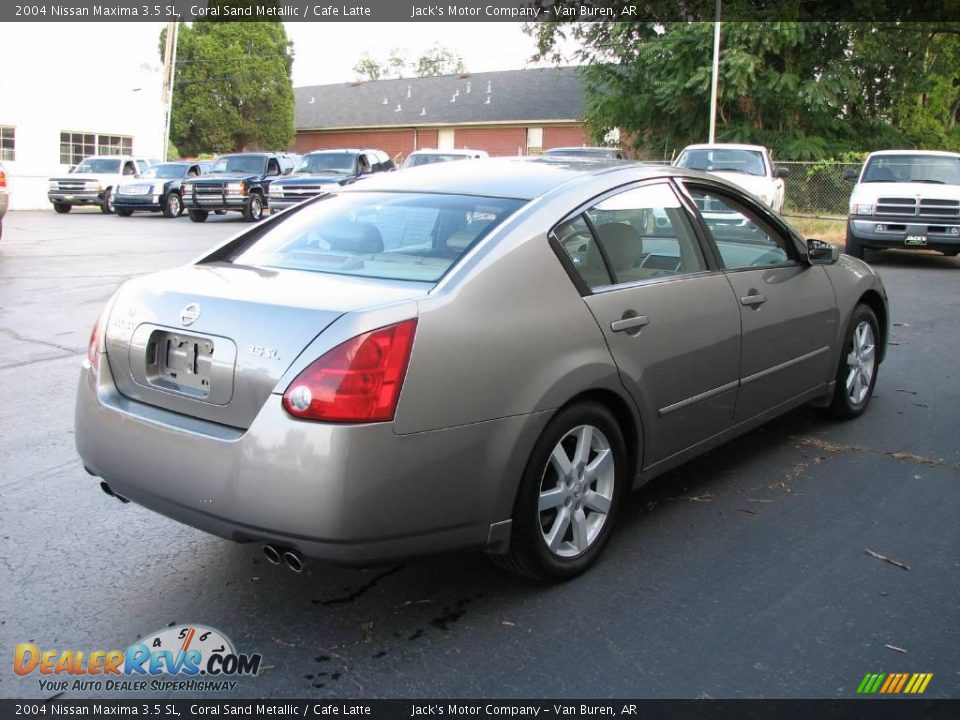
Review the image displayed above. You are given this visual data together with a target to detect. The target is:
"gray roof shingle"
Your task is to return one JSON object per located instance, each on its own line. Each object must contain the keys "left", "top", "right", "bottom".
{"left": 295, "top": 66, "right": 585, "bottom": 130}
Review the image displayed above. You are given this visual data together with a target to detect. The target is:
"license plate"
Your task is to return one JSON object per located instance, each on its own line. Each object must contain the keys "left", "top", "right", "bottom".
{"left": 63, "top": 195, "right": 74, "bottom": 200}
{"left": 148, "top": 331, "right": 215, "bottom": 398}
{"left": 905, "top": 234, "right": 927, "bottom": 246}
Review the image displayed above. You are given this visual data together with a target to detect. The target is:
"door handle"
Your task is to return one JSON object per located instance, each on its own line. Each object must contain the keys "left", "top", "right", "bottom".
{"left": 740, "top": 292, "right": 767, "bottom": 307}
{"left": 611, "top": 315, "right": 650, "bottom": 333}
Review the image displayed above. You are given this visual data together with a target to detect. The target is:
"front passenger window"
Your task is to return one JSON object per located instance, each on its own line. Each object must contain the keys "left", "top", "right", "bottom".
{"left": 689, "top": 190, "right": 792, "bottom": 270}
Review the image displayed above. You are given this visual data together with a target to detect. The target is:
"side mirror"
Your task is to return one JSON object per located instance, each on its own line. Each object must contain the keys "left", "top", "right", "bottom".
{"left": 807, "top": 238, "right": 839, "bottom": 265}
{"left": 842, "top": 169, "right": 859, "bottom": 182}
{"left": 774, "top": 166, "right": 789, "bottom": 178}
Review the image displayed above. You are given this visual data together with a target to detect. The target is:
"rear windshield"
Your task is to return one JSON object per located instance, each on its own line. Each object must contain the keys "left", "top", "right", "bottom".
{"left": 675, "top": 148, "right": 766, "bottom": 177}
{"left": 230, "top": 192, "right": 526, "bottom": 283}
{"left": 861, "top": 155, "right": 960, "bottom": 184}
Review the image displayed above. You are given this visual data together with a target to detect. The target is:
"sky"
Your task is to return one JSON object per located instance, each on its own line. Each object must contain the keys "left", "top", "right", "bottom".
{"left": 0, "top": 22, "right": 579, "bottom": 94}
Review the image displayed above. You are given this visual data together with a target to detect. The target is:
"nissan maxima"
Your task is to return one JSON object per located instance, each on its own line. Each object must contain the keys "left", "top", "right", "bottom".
{"left": 75, "top": 158, "right": 888, "bottom": 580}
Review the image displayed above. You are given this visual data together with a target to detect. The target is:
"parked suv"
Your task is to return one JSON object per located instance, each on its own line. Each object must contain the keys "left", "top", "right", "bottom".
{"left": 48, "top": 156, "right": 152, "bottom": 214}
{"left": 844, "top": 150, "right": 960, "bottom": 259}
{"left": 268, "top": 149, "right": 394, "bottom": 212}
{"left": 182, "top": 152, "right": 296, "bottom": 222}
{"left": 114, "top": 161, "right": 209, "bottom": 218}
{"left": 401, "top": 148, "right": 488, "bottom": 168}
{"left": 674, "top": 143, "right": 788, "bottom": 212}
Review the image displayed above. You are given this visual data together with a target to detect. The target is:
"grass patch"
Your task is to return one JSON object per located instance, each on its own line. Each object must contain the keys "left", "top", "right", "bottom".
{"left": 784, "top": 216, "right": 846, "bottom": 245}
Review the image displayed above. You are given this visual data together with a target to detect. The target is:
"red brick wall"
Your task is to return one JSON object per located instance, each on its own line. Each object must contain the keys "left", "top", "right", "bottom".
{"left": 293, "top": 124, "right": 591, "bottom": 163}
{"left": 453, "top": 127, "right": 527, "bottom": 157}
{"left": 543, "top": 126, "right": 589, "bottom": 150}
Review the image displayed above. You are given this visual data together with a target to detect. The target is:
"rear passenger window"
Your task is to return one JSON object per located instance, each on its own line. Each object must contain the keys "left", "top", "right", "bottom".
{"left": 688, "top": 190, "right": 793, "bottom": 270}
{"left": 561, "top": 183, "right": 706, "bottom": 289}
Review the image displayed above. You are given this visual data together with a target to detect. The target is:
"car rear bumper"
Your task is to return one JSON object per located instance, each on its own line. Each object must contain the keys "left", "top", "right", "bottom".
{"left": 0, "top": 193, "right": 8, "bottom": 217}
{"left": 849, "top": 218, "right": 960, "bottom": 253}
{"left": 75, "top": 358, "right": 545, "bottom": 564}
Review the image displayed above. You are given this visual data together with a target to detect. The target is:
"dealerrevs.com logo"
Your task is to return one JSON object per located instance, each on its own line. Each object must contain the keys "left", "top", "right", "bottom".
{"left": 14, "top": 625, "right": 262, "bottom": 693}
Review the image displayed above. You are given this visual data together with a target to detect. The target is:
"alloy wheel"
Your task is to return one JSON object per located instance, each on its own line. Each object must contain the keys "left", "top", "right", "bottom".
{"left": 845, "top": 321, "right": 876, "bottom": 405}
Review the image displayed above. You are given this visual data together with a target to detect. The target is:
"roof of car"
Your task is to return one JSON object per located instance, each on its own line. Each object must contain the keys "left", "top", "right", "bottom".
{"left": 867, "top": 149, "right": 960, "bottom": 158}
{"left": 408, "top": 148, "right": 487, "bottom": 156}
{"left": 680, "top": 143, "right": 769, "bottom": 152}
{"left": 343, "top": 156, "right": 683, "bottom": 200}
{"left": 303, "top": 148, "right": 380, "bottom": 155}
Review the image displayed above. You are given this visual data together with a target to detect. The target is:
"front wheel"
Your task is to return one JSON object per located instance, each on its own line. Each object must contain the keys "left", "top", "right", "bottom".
{"left": 188, "top": 209, "right": 209, "bottom": 223}
{"left": 162, "top": 192, "right": 182, "bottom": 219}
{"left": 826, "top": 304, "right": 880, "bottom": 419}
{"left": 242, "top": 193, "right": 264, "bottom": 222}
{"left": 100, "top": 188, "right": 115, "bottom": 215}
{"left": 53, "top": 202, "right": 71, "bottom": 214}
{"left": 491, "top": 402, "right": 626, "bottom": 581}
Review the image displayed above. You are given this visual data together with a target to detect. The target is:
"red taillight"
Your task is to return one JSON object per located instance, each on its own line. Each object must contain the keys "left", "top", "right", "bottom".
{"left": 0, "top": 170, "right": 6, "bottom": 189}
{"left": 87, "top": 318, "right": 101, "bottom": 370}
{"left": 282, "top": 319, "right": 417, "bottom": 423}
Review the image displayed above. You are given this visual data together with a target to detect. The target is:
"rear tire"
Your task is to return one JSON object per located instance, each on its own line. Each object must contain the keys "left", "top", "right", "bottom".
{"left": 53, "top": 203, "right": 71, "bottom": 214}
{"left": 100, "top": 188, "right": 115, "bottom": 215}
{"left": 242, "top": 192, "right": 264, "bottom": 222}
{"left": 491, "top": 402, "right": 626, "bottom": 581}
{"left": 162, "top": 192, "right": 182, "bottom": 219}
{"left": 116, "top": 209, "right": 133, "bottom": 217}
{"left": 826, "top": 304, "right": 880, "bottom": 419}
{"left": 188, "top": 209, "right": 209, "bottom": 223}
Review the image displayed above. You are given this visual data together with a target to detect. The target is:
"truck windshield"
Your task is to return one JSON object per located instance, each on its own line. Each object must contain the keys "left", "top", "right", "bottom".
{"left": 675, "top": 149, "right": 766, "bottom": 177}
{"left": 229, "top": 192, "right": 525, "bottom": 283}
{"left": 74, "top": 159, "right": 122, "bottom": 174}
{"left": 297, "top": 153, "right": 356, "bottom": 174}
{"left": 210, "top": 155, "right": 267, "bottom": 175}
{"left": 861, "top": 155, "right": 960, "bottom": 184}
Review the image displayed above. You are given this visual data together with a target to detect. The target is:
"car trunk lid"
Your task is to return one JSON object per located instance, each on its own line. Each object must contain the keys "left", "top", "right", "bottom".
{"left": 104, "top": 263, "right": 429, "bottom": 429}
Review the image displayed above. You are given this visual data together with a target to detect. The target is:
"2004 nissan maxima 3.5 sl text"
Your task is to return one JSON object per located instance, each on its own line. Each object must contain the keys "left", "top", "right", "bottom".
{"left": 76, "top": 158, "right": 889, "bottom": 580}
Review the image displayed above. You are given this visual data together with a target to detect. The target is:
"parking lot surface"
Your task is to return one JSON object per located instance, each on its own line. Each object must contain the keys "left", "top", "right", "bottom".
{"left": 1, "top": 209, "right": 958, "bottom": 699}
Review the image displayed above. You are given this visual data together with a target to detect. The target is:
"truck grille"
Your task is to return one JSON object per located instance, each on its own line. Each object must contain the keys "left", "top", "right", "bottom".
{"left": 53, "top": 179, "right": 97, "bottom": 192}
{"left": 276, "top": 185, "right": 330, "bottom": 199}
{"left": 876, "top": 197, "right": 960, "bottom": 217}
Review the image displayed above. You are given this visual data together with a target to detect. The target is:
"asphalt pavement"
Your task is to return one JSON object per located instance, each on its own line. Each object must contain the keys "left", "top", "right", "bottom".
{"left": 0, "top": 209, "right": 957, "bottom": 700}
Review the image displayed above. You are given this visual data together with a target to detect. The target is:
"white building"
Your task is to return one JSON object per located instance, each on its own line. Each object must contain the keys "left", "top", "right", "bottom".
{"left": 0, "top": 23, "right": 167, "bottom": 209}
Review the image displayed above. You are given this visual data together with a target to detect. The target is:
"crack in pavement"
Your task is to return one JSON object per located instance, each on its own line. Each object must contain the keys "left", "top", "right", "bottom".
{"left": 792, "top": 436, "right": 960, "bottom": 471}
{"left": 0, "top": 327, "right": 83, "bottom": 355}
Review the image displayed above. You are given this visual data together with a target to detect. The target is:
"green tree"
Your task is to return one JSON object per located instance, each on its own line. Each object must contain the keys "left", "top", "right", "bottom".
{"left": 530, "top": 20, "right": 960, "bottom": 160}
{"left": 351, "top": 44, "right": 466, "bottom": 81}
{"left": 164, "top": 21, "right": 295, "bottom": 156}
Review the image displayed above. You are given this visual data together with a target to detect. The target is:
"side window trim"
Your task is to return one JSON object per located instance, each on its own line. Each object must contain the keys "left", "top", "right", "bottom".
{"left": 677, "top": 180, "right": 801, "bottom": 271}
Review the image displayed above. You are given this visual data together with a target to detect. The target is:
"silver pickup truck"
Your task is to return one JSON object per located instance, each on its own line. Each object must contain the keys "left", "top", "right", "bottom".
{"left": 48, "top": 156, "right": 153, "bottom": 214}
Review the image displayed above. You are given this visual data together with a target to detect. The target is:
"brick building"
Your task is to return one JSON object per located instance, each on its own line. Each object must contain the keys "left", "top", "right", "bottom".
{"left": 292, "top": 67, "right": 589, "bottom": 162}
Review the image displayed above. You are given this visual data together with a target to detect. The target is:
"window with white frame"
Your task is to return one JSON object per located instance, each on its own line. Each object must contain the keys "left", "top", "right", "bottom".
{"left": 59, "top": 131, "right": 133, "bottom": 165}
{"left": 0, "top": 127, "right": 14, "bottom": 161}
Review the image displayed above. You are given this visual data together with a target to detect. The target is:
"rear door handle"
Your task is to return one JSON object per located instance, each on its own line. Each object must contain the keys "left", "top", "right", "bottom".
{"left": 740, "top": 293, "right": 767, "bottom": 307}
{"left": 611, "top": 315, "right": 650, "bottom": 333}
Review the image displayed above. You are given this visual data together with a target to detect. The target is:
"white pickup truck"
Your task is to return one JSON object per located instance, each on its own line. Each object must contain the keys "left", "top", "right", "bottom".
{"left": 844, "top": 150, "right": 960, "bottom": 259}
{"left": 673, "top": 143, "right": 788, "bottom": 213}
{"left": 48, "top": 156, "right": 153, "bottom": 214}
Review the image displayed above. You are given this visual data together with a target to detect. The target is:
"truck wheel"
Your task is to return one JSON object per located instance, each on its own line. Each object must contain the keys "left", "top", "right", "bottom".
{"left": 188, "top": 210, "right": 209, "bottom": 223}
{"left": 53, "top": 203, "right": 72, "bottom": 214}
{"left": 242, "top": 193, "right": 264, "bottom": 222}
{"left": 116, "top": 209, "right": 133, "bottom": 217}
{"left": 844, "top": 230, "right": 864, "bottom": 260}
{"left": 100, "top": 188, "right": 115, "bottom": 215}
{"left": 162, "top": 192, "right": 182, "bottom": 219}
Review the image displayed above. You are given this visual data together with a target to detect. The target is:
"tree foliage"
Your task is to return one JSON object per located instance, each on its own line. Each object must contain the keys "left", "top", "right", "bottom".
{"left": 163, "top": 21, "right": 296, "bottom": 156}
{"left": 352, "top": 44, "right": 466, "bottom": 81}
{"left": 530, "top": 20, "right": 960, "bottom": 160}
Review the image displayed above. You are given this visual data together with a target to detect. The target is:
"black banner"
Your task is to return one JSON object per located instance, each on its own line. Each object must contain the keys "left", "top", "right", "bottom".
{"left": 2, "top": 700, "right": 960, "bottom": 720}
{"left": 3, "top": 0, "right": 960, "bottom": 23}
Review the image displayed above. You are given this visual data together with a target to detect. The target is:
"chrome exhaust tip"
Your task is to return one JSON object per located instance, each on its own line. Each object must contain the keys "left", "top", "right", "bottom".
{"left": 263, "top": 545, "right": 283, "bottom": 566}
{"left": 282, "top": 549, "right": 305, "bottom": 573}
{"left": 99, "top": 481, "right": 129, "bottom": 503}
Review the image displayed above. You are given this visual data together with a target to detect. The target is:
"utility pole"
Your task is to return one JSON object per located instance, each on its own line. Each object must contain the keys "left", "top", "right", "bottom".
{"left": 161, "top": 21, "right": 179, "bottom": 161}
{"left": 708, "top": 0, "right": 721, "bottom": 143}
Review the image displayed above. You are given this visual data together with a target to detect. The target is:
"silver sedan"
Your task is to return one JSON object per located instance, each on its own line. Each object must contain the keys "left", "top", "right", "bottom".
{"left": 75, "top": 158, "right": 888, "bottom": 580}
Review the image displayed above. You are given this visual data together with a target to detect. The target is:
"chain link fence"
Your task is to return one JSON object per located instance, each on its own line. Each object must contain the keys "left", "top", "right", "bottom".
{"left": 778, "top": 161, "right": 861, "bottom": 220}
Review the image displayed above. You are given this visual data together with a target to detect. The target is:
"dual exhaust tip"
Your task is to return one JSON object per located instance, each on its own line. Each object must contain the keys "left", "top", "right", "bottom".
{"left": 263, "top": 544, "right": 305, "bottom": 573}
